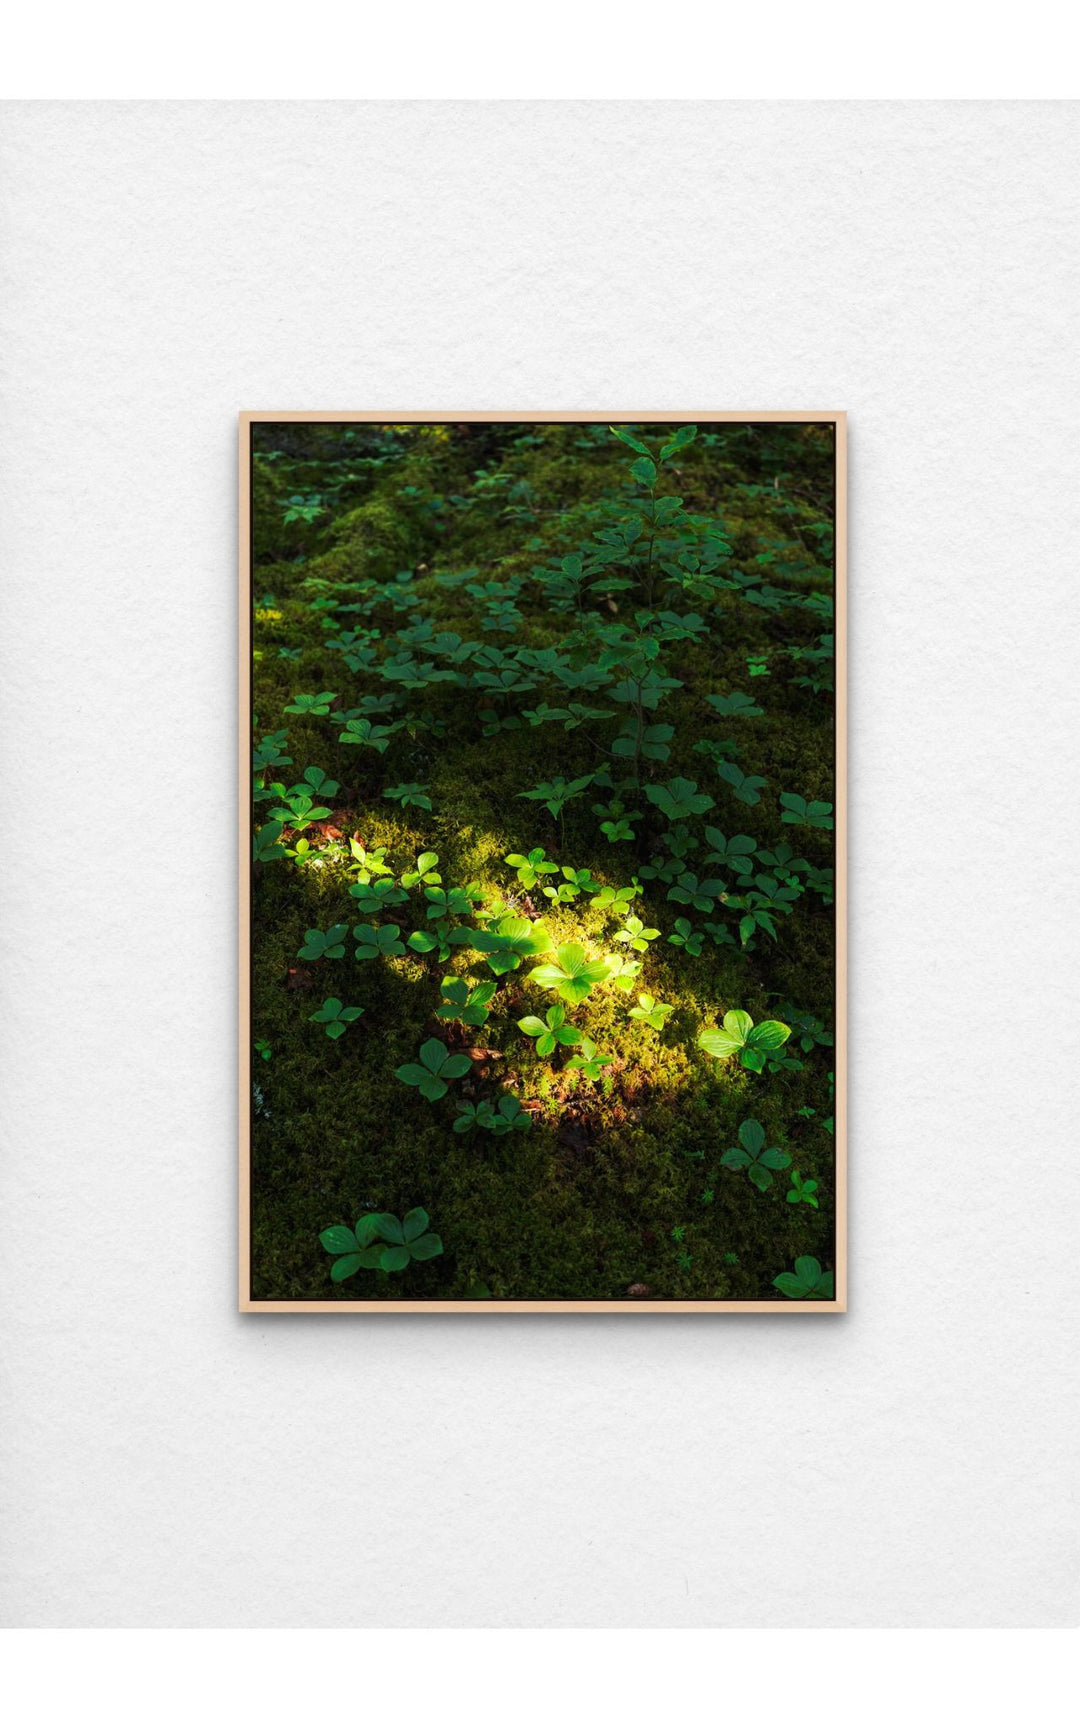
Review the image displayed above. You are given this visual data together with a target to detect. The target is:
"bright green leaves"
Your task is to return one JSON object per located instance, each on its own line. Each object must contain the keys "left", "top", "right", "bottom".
{"left": 470, "top": 915, "right": 553, "bottom": 976}
{"left": 253, "top": 730, "right": 291, "bottom": 773}
{"left": 349, "top": 877, "right": 409, "bottom": 915}
{"left": 786, "top": 1170, "right": 820, "bottom": 1209}
{"left": 436, "top": 976, "right": 497, "bottom": 1028}
{"left": 319, "top": 1208, "right": 444, "bottom": 1281}
{"left": 401, "top": 851, "right": 441, "bottom": 888}
{"left": 773, "top": 1257, "right": 834, "bottom": 1300}
{"left": 383, "top": 781, "right": 433, "bottom": 811}
{"left": 453, "top": 1095, "right": 532, "bottom": 1135}
{"left": 698, "top": 1010, "right": 791, "bottom": 1072}
{"left": 283, "top": 691, "right": 337, "bottom": 715}
{"left": 395, "top": 1037, "right": 473, "bottom": 1101}
{"left": 613, "top": 914, "right": 659, "bottom": 952}
{"left": 565, "top": 1038, "right": 612, "bottom": 1080}
{"left": 519, "top": 773, "right": 594, "bottom": 820}
{"left": 721, "top": 1119, "right": 791, "bottom": 1192}
{"left": 253, "top": 820, "right": 286, "bottom": 863}
{"left": 517, "top": 1002, "right": 582, "bottom": 1057}
{"left": 505, "top": 847, "right": 559, "bottom": 889}
{"left": 527, "top": 941, "right": 612, "bottom": 1006}
{"left": 268, "top": 792, "right": 332, "bottom": 831}
{"left": 628, "top": 993, "right": 673, "bottom": 1031}
{"left": 609, "top": 426, "right": 652, "bottom": 457}
{"left": 349, "top": 839, "right": 392, "bottom": 882}
{"left": 309, "top": 997, "right": 364, "bottom": 1040}
{"left": 297, "top": 923, "right": 349, "bottom": 961}
{"left": 590, "top": 881, "right": 640, "bottom": 916}
{"left": 780, "top": 793, "right": 834, "bottom": 830}
{"left": 645, "top": 777, "right": 714, "bottom": 821}
{"left": 424, "top": 886, "right": 475, "bottom": 920}
{"left": 353, "top": 923, "right": 406, "bottom": 960}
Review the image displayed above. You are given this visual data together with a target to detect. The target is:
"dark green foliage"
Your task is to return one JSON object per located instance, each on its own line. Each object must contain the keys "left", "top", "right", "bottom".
{"left": 773, "top": 1256, "right": 834, "bottom": 1299}
{"left": 320, "top": 1208, "right": 444, "bottom": 1279}
{"left": 251, "top": 419, "right": 836, "bottom": 1301}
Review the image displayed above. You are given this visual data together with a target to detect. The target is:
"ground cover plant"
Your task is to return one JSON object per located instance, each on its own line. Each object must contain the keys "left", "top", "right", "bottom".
{"left": 249, "top": 418, "right": 838, "bottom": 1302}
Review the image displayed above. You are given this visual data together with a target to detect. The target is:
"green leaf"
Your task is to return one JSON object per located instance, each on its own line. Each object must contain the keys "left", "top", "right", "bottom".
{"left": 419, "top": 1038, "right": 449, "bottom": 1073}
{"left": 723, "top": 1009, "right": 754, "bottom": 1044}
{"left": 380, "top": 1245, "right": 411, "bottom": 1272}
{"left": 330, "top": 1254, "right": 364, "bottom": 1282}
{"left": 738, "top": 1119, "right": 765, "bottom": 1157}
{"left": 441, "top": 1054, "right": 473, "bottom": 1080}
{"left": 609, "top": 426, "right": 652, "bottom": 456}
{"left": 698, "top": 1027, "right": 742, "bottom": 1060}
{"left": 395, "top": 1063, "right": 430, "bottom": 1086}
{"left": 320, "top": 1226, "right": 359, "bottom": 1254}
{"left": 371, "top": 1213, "right": 405, "bottom": 1244}
{"left": 355, "top": 1215, "right": 382, "bottom": 1247}
{"left": 630, "top": 456, "right": 657, "bottom": 486}
{"left": 747, "top": 1019, "right": 791, "bottom": 1052}
{"left": 517, "top": 1016, "right": 547, "bottom": 1037}
{"left": 402, "top": 1207, "right": 430, "bottom": 1242}
{"left": 408, "top": 1232, "right": 444, "bottom": 1261}
{"left": 659, "top": 425, "right": 697, "bottom": 461}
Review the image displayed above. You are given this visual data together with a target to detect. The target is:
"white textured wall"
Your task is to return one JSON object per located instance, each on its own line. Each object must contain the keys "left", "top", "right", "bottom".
{"left": 1, "top": 101, "right": 1077, "bottom": 1628}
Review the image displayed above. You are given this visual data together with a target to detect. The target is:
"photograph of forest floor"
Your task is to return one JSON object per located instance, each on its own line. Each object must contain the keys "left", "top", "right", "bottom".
{"left": 249, "top": 418, "right": 838, "bottom": 1303}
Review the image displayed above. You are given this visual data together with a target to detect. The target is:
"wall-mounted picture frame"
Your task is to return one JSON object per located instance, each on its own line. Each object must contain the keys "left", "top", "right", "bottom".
{"left": 240, "top": 412, "right": 846, "bottom": 1312}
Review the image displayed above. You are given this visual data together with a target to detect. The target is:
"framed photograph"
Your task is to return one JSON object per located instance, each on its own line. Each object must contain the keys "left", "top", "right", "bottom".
{"left": 240, "top": 413, "right": 846, "bottom": 1312}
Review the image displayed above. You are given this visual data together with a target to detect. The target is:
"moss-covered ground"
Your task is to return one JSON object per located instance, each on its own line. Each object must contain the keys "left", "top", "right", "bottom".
{"left": 249, "top": 420, "right": 837, "bottom": 1302}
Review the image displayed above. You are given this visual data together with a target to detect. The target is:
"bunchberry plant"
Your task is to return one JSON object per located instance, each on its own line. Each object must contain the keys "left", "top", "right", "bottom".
{"left": 786, "top": 1171, "right": 820, "bottom": 1208}
{"left": 721, "top": 1120, "right": 791, "bottom": 1192}
{"left": 353, "top": 923, "right": 407, "bottom": 960}
{"left": 320, "top": 1208, "right": 443, "bottom": 1279}
{"left": 773, "top": 1257, "right": 834, "bottom": 1300}
{"left": 436, "top": 977, "right": 497, "bottom": 1027}
{"left": 713, "top": 762, "right": 766, "bottom": 805}
{"left": 283, "top": 691, "right": 337, "bottom": 715}
{"left": 339, "top": 717, "right": 401, "bottom": 753}
{"left": 469, "top": 915, "right": 552, "bottom": 975}
{"left": 645, "top": 777, "right": 715, "bottom": 821}
{"left": 590, "top": 881, "right": 639, "bottom": 916}
{"left": 668, "top": 918, "right": 704, "bottom": 957}
{"left": 452, "top": 1095, "right": 532, "bottom": 1135}
{"left": 268, "top": 792, "right": 332, "bottom": 831}
{"left": 627, "top": 993, "right": 673, "bottom": 1031}
{"left": 349, "top": 877, "right": 409, "bottom": 915}
{"left": 613, "top": 914, "right": 659, "bottom": 952}
{"left": 698, "top": 1010, "right": 791, "bottom": 1072}
{"left": 383, "top": 782, "right": 433, "bottom": 811}
{"left": 505, "top": 848, "right": 559, "bottom": 890}
{"left": 309, "top": 998, "right": 365, "bottom": 1040}
{"left": 297, "top": 923, "right": 349, "bottom": 961}
{"left": 519, "top": 773, "right": 595, "bottom": 820}
{"left": 517, "top": 1003, "right": 582, "bottom": 1056}
{"left": 705, "top": 690, "right": 764, "bottom": 719}
{"left": 253, "top": 731, "right": 292, "bottom": 773}
{"left": 565, "top": 1038, "right": 612, "bottom": 1081}
{"left": 779, "top": 793, "right": 834, "bottom": 830}
{"left": 394, "top": 1038, "right": 473, "bottom": 1101}
{"left": 527, "top": 942, "right": 612, "bottom": 1006}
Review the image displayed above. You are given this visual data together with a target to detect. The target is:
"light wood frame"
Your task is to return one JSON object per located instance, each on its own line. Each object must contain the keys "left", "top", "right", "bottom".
{"left": 239, "top": 412, "right": 847, "bottom": 1314}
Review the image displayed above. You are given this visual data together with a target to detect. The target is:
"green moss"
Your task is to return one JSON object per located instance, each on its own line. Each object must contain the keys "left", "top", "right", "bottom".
{"left": 250, "top": 421, "right": 837, "bottom": 1302}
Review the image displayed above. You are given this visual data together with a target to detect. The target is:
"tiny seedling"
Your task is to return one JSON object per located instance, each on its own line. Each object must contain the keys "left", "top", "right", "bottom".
{"left": 254, "top": 1038, "right": 272, "bottom": 1062}
{"left": 773, "top": 1257, "right": 834, "bottom": 1300}
{"left": 320, "top": 1208, "right": 443, "bottom": 1279}
{"left": 348, "top": 839, "right": 392, "bottom": 882}
{"left": 518, "top": 773, "right": 595, "bottom": 820}
{"left": 698, "top": 1010, "right": 791, "bottom": 1072}
{"left": 527, "top": 942, "right": 612, "bottom": 1006}
{"left": 297, "top": 923, "right": 349, "bottom": 961}
{"left": 309, "top": 997, "right": 364, "bottom": 1040}
{"left": 517, "top": 1002, "right": 583, "bottom": 1056}
{"left": 543, "top": 865, "right": 600, "bottom": 904}
{"left": 721, "top": 1119, "right": 791, "bottom": 1192}
{"left": 786, "top": 1171, "right": 820, "bottom": 1208}
{"left": 627, "top": 993, "right": 673, "bottom": 1031}
{"left": 394, "top": 1037, "right": 473, "bottom": 1101}
{"left": 352, "top": 923, "right": 407, "bottom": 960}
